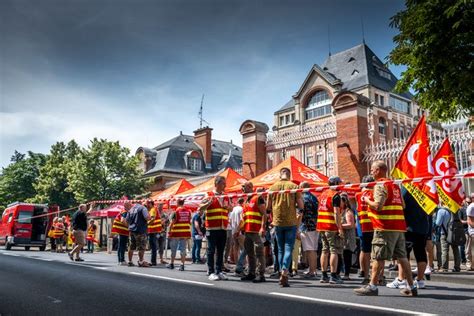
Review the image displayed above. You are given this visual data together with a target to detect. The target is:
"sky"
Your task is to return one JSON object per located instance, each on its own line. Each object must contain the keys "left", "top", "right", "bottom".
{"left": 0, "top": 0, "right": 407, "bottom": 168}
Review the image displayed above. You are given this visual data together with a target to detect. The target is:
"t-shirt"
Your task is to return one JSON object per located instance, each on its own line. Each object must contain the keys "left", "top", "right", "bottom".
{"left": 72, "top": 210, "right": 87, "bottom": 231}
{"left": 269, "top": 180, "right": 301, "bottom": 227}
{"left": 300, "top": 192, "right": 319, "bottom": 232}
{"left": 402, "top": 186, "right": 430, "bottom": 235}
{"left": 191, "top": 213, "right": 203, "bottom": 236}
{"left": 126, "top": 205, "right": 149, "bottom": 234}
{"left": 467, "top": 203, "right": 474, "bottom": 236}
{"left": 229, "top": 205, "right": 243, "bottom": 234}
{"left": 435, "top": 207, "right": 451, "bottom": 235}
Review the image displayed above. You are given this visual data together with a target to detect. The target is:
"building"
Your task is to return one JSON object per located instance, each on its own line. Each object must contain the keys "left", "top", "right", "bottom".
{"left": 240, "top": 43, "right": 445, "bottom": 183}
{"left": 136, "top": 127, "right": 242, "bottom": 191}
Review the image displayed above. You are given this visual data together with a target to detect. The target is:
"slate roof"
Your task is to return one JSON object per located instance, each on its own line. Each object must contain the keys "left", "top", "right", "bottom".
{"left": 138, "top": 134, "right": 242, "bottom": 177}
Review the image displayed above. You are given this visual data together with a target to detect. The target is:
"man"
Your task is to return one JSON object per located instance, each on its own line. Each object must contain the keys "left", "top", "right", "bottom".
{"left": 86, "top": 219, "right": 97, "bottom": 253}
{"left": 317, "top": 176, "right": 344, "bottom": 285}
{"left": 436, "top": 206, "right": 461, "bottom": 272}
{"left": 192, "top": 207, "right": 205, "bottom": 264}
{"left": 157, "top": 203, "right": 168, "bottom": 264}
{"left": 146, "top": 200, "right": 162, "bottom": 266}
{"left": 124, "top": 201, "right": 151, "bottom": 267}
{"left": 111, "top": 205, "right": 129, "bottom": 265}
{"left": 466, "top": 198, "right": 474, "bottom": 271}
{"left": 266, "top": 167, "right": 304, "bottom": 287}
{"left": 355, "top": 175, "right": 375, "bottom": 284}
{"left": 354, "top": 160, "right": 416, "bottom": 297}
{"left": 299, "top": 181, "right": 319, "bottom": 279}
{"left": 230, "top": 198, "right": 245, "bottom": 266}
{"left": 199, "top": 176, "right": 232, "bottom": 281}
{"left": 459, "top": 196, "right": 473, "bottom": 270}
{"left": 387, "top": 186, "right": 430, "bottom": 289}
{"left": 68, "top": 203, "right": 94, "bottom": 262}
{"left": 240, "top": 182, "right": 267, "bottom": 283}
{"left": 167, "top": 199, "right": 192, "bottom": 271}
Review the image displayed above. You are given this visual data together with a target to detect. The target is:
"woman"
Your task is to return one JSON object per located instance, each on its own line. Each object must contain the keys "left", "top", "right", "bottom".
{"left": 341, "top": 194, "right": 356, "bottom": 280}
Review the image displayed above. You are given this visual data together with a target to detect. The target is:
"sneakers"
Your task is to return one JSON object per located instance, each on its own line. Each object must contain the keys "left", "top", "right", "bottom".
{"left": 234, "top": 270, "right": 246, "bottom": 277}
{"left": 208, "top": 273, "right": 220, "bottom": 281}
{"left": 68, "top": 252, "right": 74, "bottom": 261}
{"left": 128, "top": 261, "right": 135, "bottom": 267}
{"left": 270, "top": 271, "right": 281, "bottom": 279}
{"left": 241, "top": 274, "right": 256, "bottom": 281}
{"left": 378, "top": 276, "right": 387, "bottom": 286}
{"left": 329, "top": 275, "right": 343, "bottom": 284}
{"left": 358, "top": 271, "right": 365, "bottom": 278}
{"left": 166, "top": 263, "right": 175, "bottom": 269}
{"left": 252, "top": 275, "right": 266, "bottom": 283}
{"left": 342, "top": 275, "right": 351, "bottom": 281}
{"left": 386, "top": 278, "right": 406, "bottom": 289}
{"left": 303, "top": 273, "right": 317, "bottom": 280}
{"left": 179, "top": 265, "right": 185, "bottom": 271}
{"left": 280, "top": 274, "right": 290, "bottom": 287}
{"left": 361, "top": 278, "right": 370, "bottom": 285}
{"left": 388, "top": 264, "right": 398, "bottom": 271}
{"left": 118, "top": 261, "right": 128, "bottom": 266}
{"left": 320, "top": 274, "right": 330, "bottom": 283}
{"left": 414, "top": 279, "right": 426, "bottom": 289}
{"left": 218, "top": 272, "right": 228, "bottom": 280}
{"left": 424, "top": 266, "right": 432, "bottom": 275}
{"left": 400, "top": 286, "right": 418, "bottom": 297}
{"left": 74, "top": 258, "right": 84, "bottom": 262}
{"left": 354, "top": 285, "right": 379, "bottom": 296}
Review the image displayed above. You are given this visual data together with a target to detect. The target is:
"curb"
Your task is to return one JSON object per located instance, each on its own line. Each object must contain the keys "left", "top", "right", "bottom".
{"left": 386, "top": 270, "right": 474, "bottom": 286}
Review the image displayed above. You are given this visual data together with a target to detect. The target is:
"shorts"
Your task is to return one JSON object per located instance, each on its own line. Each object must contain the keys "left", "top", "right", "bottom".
{"left": 300, "top": 230, "right": 319, "bottom": 251}
{"left": 405, "top": 231, "right": 428, "bottom": 263}
{"left": 371, "top": 230, "right": 407, "bottom": 261}
{"left": 169, "top": 238, "right": 188, "bottom": 257}
{"left": 320, "top": 231, "right": 343, "bottom": 255}
{"left": 73, "top": 230, "right": 86, "bottom": 247}
{"left": 360, "top": 232, "right": 374, "bottom": 253}
{"left": 129, "top": 233, "right": 147, "bottom": 251}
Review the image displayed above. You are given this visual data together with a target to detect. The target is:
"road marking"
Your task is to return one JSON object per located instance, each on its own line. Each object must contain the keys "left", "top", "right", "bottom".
{"left": 130, "top": 272, "right": 214, "bottom": 286}
{"left": 268, "top": 292, "right": 438, "bottom": 316}
{"left": 47, "top": 295, "right": 62, "bottom": 304}
{"left": 1, "top": 252, "right": 19, "bottom": 256}
{"left": 35, "top": 257, "right": 55, "bottom": 261}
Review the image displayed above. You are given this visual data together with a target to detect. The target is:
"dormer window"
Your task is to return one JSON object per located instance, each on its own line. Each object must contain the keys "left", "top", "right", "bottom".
{"left": 351, "top": 69, "right": 359, "bottom": 77}
{"left": 188, "top": 157, "right": 202, "bottom": 171}
{"left": 279, "top": 112, "right": 295, "bottom": 127}
{"left": 348, "top": 57, "right": 355, "bottom": 62}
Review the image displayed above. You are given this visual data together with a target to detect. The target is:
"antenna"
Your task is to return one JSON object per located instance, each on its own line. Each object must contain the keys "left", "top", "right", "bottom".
{"left": 198, "top": 94, "right": 210, "bottom": 128}
{"left": 361, "top": 15, "right": 366, "bottom": 44}
{"left": 327, "top": 24, "right": 331, "bottom": 56}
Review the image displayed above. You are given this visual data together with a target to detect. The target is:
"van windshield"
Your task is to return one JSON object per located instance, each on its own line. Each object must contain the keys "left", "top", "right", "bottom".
{"left": 17, "top": 211, "right": 32, "bottom": 224}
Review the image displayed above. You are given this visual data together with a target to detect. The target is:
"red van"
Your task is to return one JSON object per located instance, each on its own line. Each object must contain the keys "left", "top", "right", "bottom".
{"left": 0, "top": 202, "right": 58, "bottom": 251}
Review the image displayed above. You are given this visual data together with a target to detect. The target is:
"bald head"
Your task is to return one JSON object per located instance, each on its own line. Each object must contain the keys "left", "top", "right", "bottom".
{"left": 370, "top": 160, "right": 388, "bottom": 179}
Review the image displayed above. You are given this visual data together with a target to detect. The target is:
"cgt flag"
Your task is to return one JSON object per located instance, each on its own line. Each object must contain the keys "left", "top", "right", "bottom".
{"left": 391, "top": 115, "right": 438, "bottom": 215}
{"left": 433, "top": 138, "right": 465, "bottom": 213}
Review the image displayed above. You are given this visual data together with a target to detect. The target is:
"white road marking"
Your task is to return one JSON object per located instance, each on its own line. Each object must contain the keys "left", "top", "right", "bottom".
{"left": 35, "top": 257, "right": 55, "bottom": 261}
{"left": 130, "top": 272, "right": 214, "bottom": 286}
{"left": 1, "top": 252, "right": 19, "bottom": 256}
{"left": 268, "top": 292, "right": 438, "bottom": 316}
{"left": 47, "top": 295, "right": 62, "bottom": 304}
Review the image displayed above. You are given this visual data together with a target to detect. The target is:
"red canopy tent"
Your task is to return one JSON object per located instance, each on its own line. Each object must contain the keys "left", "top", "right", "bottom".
{"left": 152, "top": 179, "right": 195, "bottom": 210}
{"left": 89, "top": 202, "right": 125, "bottom": 218}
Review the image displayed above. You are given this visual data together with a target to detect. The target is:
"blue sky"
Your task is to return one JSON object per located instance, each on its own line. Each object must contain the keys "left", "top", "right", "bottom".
{"left": 0, "top": 0, "right": 406, "bottom": 168}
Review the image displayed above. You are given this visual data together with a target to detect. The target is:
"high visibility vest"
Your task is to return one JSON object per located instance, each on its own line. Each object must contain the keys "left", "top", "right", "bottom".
{"left": 205, "top": 191, "right": 229, "bottom": 230}
{"left": 86, "top": 225, "right": 97, "bottom": 241}
{"left": 147, "top": 208, "right": 162, "bottom": 234}
{"left": 316, "top": 189, "right": 339, "bottom": 232}
{"left": 355, "top": 190, "right": 374, "bottom": 233}
{"left": 169, "top": 207, "right": 192, "bottom": 238}
{"left": 243, "top": 196, "right": 263, "bottom": 233}
{"left": 111, "top": 212, "right": 129, "bottom": 236}
{"left": 52, "top": 224, "right": 65, "bottom": 238}
{"left": 368, "top": 179, "right": 407, "bottom": 232}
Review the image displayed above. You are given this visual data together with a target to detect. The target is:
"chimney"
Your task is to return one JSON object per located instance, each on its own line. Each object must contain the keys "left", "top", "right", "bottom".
{"left": 239, "top": 120, "right": 269, "bottom": 179}
{"left": 194, "top": 127, "right": 213, "bottom": 170}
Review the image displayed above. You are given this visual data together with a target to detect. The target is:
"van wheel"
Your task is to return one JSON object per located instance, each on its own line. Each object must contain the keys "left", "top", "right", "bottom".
{"left": 39, "top": 246, "right": 45, "bottom": 251}
{"left": 5, "top": 242, "right": 12, "bottom": 250}
{"left": 24, "top": 246, "right": 30, "bottom": 251}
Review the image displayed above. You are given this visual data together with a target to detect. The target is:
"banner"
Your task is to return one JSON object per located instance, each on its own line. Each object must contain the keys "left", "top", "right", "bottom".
{"left": 433, "top": 138, "right": 465, "bottom": 213}
{"left": 391, "top": 116, "right": 438, "bottom": 214}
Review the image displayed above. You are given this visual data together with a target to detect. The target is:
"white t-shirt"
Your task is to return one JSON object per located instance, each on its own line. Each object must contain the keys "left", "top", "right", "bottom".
{"left": 467, "top": 202, "right": 474, "bottom": 236}
{"left": 229, "top": 205, "right": 243, "bottom": 234}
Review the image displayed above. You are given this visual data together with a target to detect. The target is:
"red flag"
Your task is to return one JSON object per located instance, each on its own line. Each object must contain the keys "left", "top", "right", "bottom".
{"left": 433, "top": 138, "right": 465, "bottom": 212}
{"left": 391, "top": 115, "right": 438, "bottom": 214}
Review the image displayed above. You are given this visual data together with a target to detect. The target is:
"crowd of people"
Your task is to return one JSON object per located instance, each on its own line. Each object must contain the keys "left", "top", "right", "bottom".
{"left": 57, "top": 159, "right": 474, "bottom": 298}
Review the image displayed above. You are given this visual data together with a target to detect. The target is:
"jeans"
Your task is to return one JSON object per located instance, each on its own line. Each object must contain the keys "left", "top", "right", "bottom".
{"left": 149, "top": 233, "right": 157, "bottom": 264}
{"left": 117, "top": 234, "right": 129, "bottom": 263}
{"left": 87, "top": 240, "right": 94, "bottom": 253}
{"left": 235, "top": 248, "right": 247, "bottom": 272}
{"left": 273, "top": 237, "right": 279, "bottom": 272}
{"left": 441, "top": 234, "right": 461, "bottom": 270}
{"left": 275, "top": 226, "right": 297, "bottom": 271}
{"left": 192, "top": 238, "right": 203, "bottom": 262}
{"left": 207, "top": 230, "right": 227, "bottom": 274}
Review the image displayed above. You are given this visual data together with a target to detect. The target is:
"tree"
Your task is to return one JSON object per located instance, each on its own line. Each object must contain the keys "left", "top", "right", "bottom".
{"left": 67, "top": 138, "right": 147, "bottom": 202}
{"left": 34, "top": 140, "right": 81, "bottom": 209}
{"left": 389, "top": 0, "right": 474, "bottom": 122}
{"left": 0, "top": 151, "right": 47, "bottom": 212}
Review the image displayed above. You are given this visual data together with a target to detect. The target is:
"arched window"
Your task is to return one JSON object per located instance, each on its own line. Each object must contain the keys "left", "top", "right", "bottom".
{"left": 378, "top": 117, "right": 386, "bottom": 136}
{"left": 305, "top": 90, "right": 332, "bottom": 120}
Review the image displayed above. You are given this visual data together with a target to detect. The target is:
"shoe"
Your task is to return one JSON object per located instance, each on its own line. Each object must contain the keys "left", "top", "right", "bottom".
{"left": 280, "top": 274, "right": 290, "bottom": 287}
{"left": 378, "top": 276, "right": 387, "bottom": 286}
{"left": 354, "top": 285, "right": 379, "bottom": 296}
{"left": 166, "top": 263, "right": 174, "bottom": 269}
{"left": 179, "top": 265, "right": 185, "bottom": 271}
{"left": 342, "top": 275, "right": 351, "bottom": 281}
{"left": 68, "top": 252, "right": 74, "bottom": 261}
{"left": 270, "top": 271, "right": 281, "bottom": 279}
{"left": 452, "top": 268, "right": 461, "bottom": 273}
{"left": 414, "top": 279, "right": 425, "bottom": 289}
{"left": 424, "top": 266, "right": 432, "bottom": 275}
{"left": 128, "top": 261, "right": 135, "bottom": 267}
{"left": 400, "top": 286, "right": 418, "bottom": 297}
{"left": 218, "top": 272, "right": 228, "bottom": 280}
{"left": 223, "top": 267, "right": 231, "bottom": 273}
{"left": 253, "top": 275, "right": 266, "bottom": 283}
{"left": 361, "top": 278, "right": 370, "bottom": 285}
{"left": 234, "top": 270, "right": 246, "bottom": 277}
{"left": 74, "top": 258, "right": 84, "bottom": 262}
{"left": 411, "top": 267, "right": 418, "bottom": 274}
{"left": 320, "top": 275, "right": 329, "bottom": 283}
{"left": 241, "top": 274, "right": 256, "bottom": 281}
{"left": 197, "top": 260, "right": 206, "bottom": 264}
{"left": 160, "top": 260, "right": 168, "bottom": 264}
{"left": 358, "top": 271, "right": 365, "bottom": 278}
{"left": 388, "top": 265, "right": 399, "bottom": 271}
{"left": 289, "top": 271, "right": 297, "bottom": 278}
{"left": 303, "top": 273, "right": 317, "bottom": 280}
{"left": 151, "top": 262, "right": 157, "bottom": 266}
{"left": 208, "top": 273, "right": 220, "bottom": 281}
{"left": 386, "top": 278, "right": 406, "bottom": 289}
{"left": 329, "top": 275, "right": 343, "bottom": 284}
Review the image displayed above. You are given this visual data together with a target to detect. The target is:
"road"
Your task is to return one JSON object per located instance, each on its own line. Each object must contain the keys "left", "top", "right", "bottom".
{"left": 0, "top": 249, "right": 473, "bottom": 315}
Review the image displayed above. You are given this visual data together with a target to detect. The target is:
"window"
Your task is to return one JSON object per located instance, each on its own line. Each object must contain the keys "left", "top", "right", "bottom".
{"left": 17, "top": 211, "right": 32, "bottom": 224}
{"left": 305, "top": 155, "right": 314, "bottom": 168}
{"left": 400, "top": 125, "right": 405, "bottom": 139}
{"left": 380, "top": 95, "right": 385, "bottom": 106}
{"left": 393, "top": 122, "right": 398, "bottom": 138}
{"left": 406, "top": 127, "right": 412, "bottom": 138}
{"left": 279, "top": 113, "right": 295, "bottom": 126}
{"left": 389, "top": 96, "right": 410, "bottom": 113}
{"left": 315, "top": 152, "right": 324, "bottom": 170}
{"left": 377, "top": 68, "right": 391, "bottom": 80}
{"left": 188, "top": 157, "right": 202, "bottom": 171}
{"left": 375, "top": 93, "right": 379, "bottom": 105}
{"left": 279, "top": 116, "right": 284, "bottom": 126}
{"left": 378, "top": 117, "right": 386, "bottom": 136}
{"left": 305, "top": 90, "right": 332, "bottom": 120}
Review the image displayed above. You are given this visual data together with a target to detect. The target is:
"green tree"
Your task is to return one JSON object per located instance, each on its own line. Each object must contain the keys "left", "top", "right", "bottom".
{"left": 389, "top": 0, "right": 474, "bottom": 122}
{"left": 0, "top": 151, "right": 47, "bottom": 212}
{"left": 67, "top": 138, "right": 146, "bottom": 202}
{"left": 34, "top": 140, "right": 81, "bottom": 209}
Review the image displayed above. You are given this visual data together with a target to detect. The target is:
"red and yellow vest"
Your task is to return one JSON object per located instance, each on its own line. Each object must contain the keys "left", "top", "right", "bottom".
{"left": 86, "top": 225, "right": 97, "bottom": 241}
{"left": 147, "top": 207, "right": 162, "bottom": 234}
{"left": 168, "top": 207, "right": 192, "bottom": 238}
{"left": 316, "top": 189, "right": 339, "bottom": 232}
{"left": 205, "top": 191, "right": 229, "bottom": 230}
{"left": 368, "top": 179, "right": 406, "bottom": 232}
{"left": 52, "top": 224, "right": 65, "bottom": 238}
{"left": 355, "top": 190, "right": 374, "bottom": 233}
{"left": 243, "top": 196, "right": 263, "bottom": 233}
{"left": 111, "top": 211, "right": 129, "bottom": 236}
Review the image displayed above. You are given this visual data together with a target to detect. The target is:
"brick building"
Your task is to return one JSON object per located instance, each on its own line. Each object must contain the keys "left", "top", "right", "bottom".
{"left": 240, "top": 43, "right": 443, "bottom": 183}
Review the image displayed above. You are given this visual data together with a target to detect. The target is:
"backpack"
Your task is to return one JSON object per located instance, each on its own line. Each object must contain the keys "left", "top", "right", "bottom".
{"left": 444, "top": 211, "right": 467, "bottom": 246}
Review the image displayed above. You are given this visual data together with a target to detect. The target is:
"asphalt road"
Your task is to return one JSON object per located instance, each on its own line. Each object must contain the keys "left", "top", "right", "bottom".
{"left": 0, "top": 250, "right": 473, "bottom": 316}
